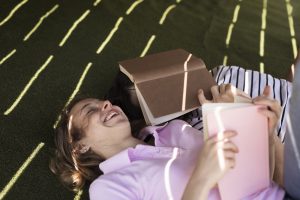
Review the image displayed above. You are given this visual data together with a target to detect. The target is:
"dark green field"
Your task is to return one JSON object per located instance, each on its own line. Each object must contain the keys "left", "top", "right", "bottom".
{"left": 0, "top": 0, "right": 299, "bottom": 199}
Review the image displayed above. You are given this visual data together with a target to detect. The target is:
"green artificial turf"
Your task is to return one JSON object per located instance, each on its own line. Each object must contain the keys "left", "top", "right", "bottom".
{"left": 0, "top": 0, "right": 299, "bottom": 199}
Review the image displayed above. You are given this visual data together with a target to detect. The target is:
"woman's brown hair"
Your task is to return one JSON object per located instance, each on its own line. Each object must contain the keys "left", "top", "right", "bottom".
{"left": 49, "top": 96, "right": 103, "bottom": 192}
{"left": 50, "top": 71, "right": 146, "bottom": 191}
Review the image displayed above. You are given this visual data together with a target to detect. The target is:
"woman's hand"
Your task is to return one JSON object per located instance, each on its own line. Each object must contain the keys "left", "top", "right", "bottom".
{"left": 195, "top": 131, "right": 239, "bottom": 189}
{"left": 252, "top": 86, "right": 282, "bottom": 136}
{"left": 252, "top": 86, "right": 283, "bottom": 182}
{"left": 198, "top": 84, "right": 251, "bottom": 105}
{"left": 182, "top": 131, "right": 238, "bottom": 200}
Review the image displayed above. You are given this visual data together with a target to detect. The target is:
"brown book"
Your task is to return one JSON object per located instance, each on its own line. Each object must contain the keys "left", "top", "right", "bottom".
{"left": 119, "top": 49, "right": 216, "bottom": 125}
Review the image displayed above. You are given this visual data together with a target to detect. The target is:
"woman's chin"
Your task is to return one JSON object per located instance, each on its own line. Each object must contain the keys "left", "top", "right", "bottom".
{"left": 106, "top": 116, "right": 130, "bottom": 128}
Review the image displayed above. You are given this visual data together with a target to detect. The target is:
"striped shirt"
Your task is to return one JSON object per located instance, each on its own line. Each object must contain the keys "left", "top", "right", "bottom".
{"left": 186, "top": 66, "right": 292, "bottom": 142}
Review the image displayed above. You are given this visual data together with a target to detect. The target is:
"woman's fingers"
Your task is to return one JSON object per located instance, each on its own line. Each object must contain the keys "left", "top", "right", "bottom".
{"left": 219, "top": 84, "right": 233, "bottom": 94}
{"left": 204, "top": 131, "right": 238, "bottom": 172}
{"left": 253, "top": 89, "right": 281, "bottom": 136}
{"left": 258, "top": 107, "right": 278, "bottom": 120}
{"left": 211, "top": 86, "right": 220, "bottom": 100}
{"left": 202, "top": 84, "right": 238, "bottom": 103}
{"left": 218, "top": 149, "right": 237, "bottom": 170}
{"left": 218, "top": 84, "right": 233, "bottom": 94}
{"left": 214, "top": 130, "right": 237, "bottom": 141}
{"left": 263, "top": 85, "right": 271, "bottom": 97}
{"left": 223, "top": 150, "right": 237, "bottom": 159}
{"left": 221, "top": 141, "right": 239, "bottom": 153}
{"left": 206, "top": 131, "right": 237, "bottom": 146}
{"left": 225, "top": 158, "right": 236, "bottom": 169}
{"left": 225, "top": 84, "right": 232, "bottom": 93}
{"left": 220, "top": 84, "right": 226, "bottom": 94}
{"left": 222, "top": 144, "right": 238, "bottom": 170}
{"left": 198, "top": 89, "right": 211, "bottom": 105}
{"left": 253, "top": 97, "right": 281, "bottom": 119}
{"left": 258, "top": 107, "right": 279, "bottom": 133}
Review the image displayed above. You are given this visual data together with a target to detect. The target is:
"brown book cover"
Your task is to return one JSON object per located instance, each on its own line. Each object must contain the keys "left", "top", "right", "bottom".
{"left": 119, "top": 49, "right": 216, "bottom": 125}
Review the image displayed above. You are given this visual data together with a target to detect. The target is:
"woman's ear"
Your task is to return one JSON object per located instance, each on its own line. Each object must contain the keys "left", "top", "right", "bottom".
{"left": 74, "top": 144, "right": 90, "bottom": 154}
{"left": 79, "top": 145, "right": 90, "bottom": 154}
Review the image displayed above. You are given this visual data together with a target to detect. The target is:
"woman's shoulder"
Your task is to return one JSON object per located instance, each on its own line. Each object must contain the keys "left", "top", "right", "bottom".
{"left": 89, "top": 172, "right": 140, "bottom": 200}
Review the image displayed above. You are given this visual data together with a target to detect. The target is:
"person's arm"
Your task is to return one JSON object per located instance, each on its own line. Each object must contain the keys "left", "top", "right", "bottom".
{"left": 198, "top": 84, "right": 284, "bottom": 184}
{"left": 182, "top": 131, "right": 238, "bottom": 200}
{"left": 252, "top": 86, "right": 284, "bottom": 183}
{"left": 182, "top": 178, "right": 210, "bottom": 200}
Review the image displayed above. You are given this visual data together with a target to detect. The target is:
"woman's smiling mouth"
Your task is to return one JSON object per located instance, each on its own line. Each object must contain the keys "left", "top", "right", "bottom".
{"left": 104, "top": 110, "right": 119, "bottom": 122}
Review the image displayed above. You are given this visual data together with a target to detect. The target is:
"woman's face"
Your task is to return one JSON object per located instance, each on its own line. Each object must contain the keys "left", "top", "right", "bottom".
{"left": 69, "top": 98, "right": 131, "bottom": 151}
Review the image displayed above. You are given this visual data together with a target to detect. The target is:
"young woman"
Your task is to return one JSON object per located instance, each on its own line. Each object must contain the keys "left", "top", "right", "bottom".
{"left": 50, "top": 65, "right": 292, "bottom": 200}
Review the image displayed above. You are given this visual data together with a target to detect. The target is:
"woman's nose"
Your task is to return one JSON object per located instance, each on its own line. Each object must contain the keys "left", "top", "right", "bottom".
{"left": 101, "top": 100, "right": 112, "bottom": 111}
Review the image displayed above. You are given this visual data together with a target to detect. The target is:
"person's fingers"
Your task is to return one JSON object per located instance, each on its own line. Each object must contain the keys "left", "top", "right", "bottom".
{"left": 211, "top": 130, "right": 238, "bottom": 143}
{"left": 221, "top": 141, "right": 239, "bottom": 153}
{"left": 198, "top": 89, "right": 211, "bottom": 105}
{"left": 223, "top": 150, "right": 237, "bottom": 159}
{"left": 211, "top": 86, "right": 220, "bottom": 100}
{"left": 218, "top": 156, "right": 236, "bottom": 170}
{"left": 252, "top": 92, "right": 272, "bottom": 101}
{"left": 258, "top": 108, "right": 279, "bottom": 133}
{"left": 253, "top": 98, "right": 281, "bottom": 118}
{"left": 220, "top": 130, "right": 238, "bottom": 139}
{"left": 225, "top": 84, "right": 232, "bottom": 93}
{"left": 220, "top": 84, "right": 226, "bottom": 94}
{"left": 235, "top": 88, "right": 252, "bottom": 99}
{"left": 253, "top": 95, "right": 280, "bottom": 109}
{"left": 258, "top": 107, "right": 279, "bottom": 119}
{"left": 225, "top": 158, "right": 236, "bottom": 169}
{"left": 206, "top": 131, "right": 238, "bottom": 148}
{"left": 263, "top": 85, "right": 271, "bottom": 97}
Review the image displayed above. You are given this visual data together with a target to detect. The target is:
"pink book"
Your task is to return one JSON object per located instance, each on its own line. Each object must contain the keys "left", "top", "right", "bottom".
{"left": 203, "top": 103, "right": 270, "bottom": 200}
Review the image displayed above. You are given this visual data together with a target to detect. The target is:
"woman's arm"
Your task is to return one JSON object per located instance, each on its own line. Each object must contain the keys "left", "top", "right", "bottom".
{"left": 253, "top": 86, "right": 283, "bottom": 184}
{"left": 182, "top": 131, "right": 239, "bottom": 200}
{"left": 200, "top": 84, "right": 283, "bottom": 183}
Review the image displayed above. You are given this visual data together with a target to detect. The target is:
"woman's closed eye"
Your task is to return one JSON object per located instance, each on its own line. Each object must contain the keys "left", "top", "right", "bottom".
{"left": 86, "top": 107, "right": 98, "bottom": 115}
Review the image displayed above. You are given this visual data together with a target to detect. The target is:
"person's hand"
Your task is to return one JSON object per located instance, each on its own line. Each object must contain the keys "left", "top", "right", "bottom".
{"left": 253, "top": 86, "right": 283, "bottom": 182}
{"left": 193, "top": 131, "right": 239, "bottom": 190}
{"left": 198, "top": 84, "right": 250, "bottom": 105}
{"left": 252, "top": 86, "right": 282, "bottom": 136}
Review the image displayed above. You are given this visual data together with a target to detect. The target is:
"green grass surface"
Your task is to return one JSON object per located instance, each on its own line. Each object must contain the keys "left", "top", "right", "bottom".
{"left": 0, "top": 0, "right": 299, "bottom": 199}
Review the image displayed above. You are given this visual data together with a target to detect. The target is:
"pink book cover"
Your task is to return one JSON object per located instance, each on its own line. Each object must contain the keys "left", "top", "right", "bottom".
{"left": 205, "top": 104, "right": 270, "bottom": 200}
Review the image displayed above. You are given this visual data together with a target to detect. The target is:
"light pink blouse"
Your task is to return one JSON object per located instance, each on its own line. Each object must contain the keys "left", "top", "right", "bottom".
{"left": 89, "top": 120, "right": 284, "bottom": 200}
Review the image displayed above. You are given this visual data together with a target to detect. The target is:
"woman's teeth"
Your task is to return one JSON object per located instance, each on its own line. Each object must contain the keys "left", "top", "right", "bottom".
{"left": 104, "top": 111, "right": 118, "bottom": 122}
